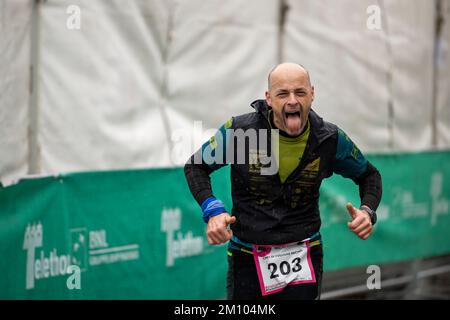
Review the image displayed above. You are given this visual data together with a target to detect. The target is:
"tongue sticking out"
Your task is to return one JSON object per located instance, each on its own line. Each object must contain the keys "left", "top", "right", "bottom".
{"left": 285, "top": 113, "right": 302, "bottom": 134}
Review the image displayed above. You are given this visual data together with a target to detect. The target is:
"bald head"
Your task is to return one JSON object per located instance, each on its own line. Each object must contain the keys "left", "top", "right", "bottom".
{"left": 267, "top": 63, "right": 312, "bottom": 91}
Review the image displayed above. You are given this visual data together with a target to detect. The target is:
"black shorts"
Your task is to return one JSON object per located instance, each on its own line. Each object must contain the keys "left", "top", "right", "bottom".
{"left": 226, "top": 238, "right": 323, "bottom": 300}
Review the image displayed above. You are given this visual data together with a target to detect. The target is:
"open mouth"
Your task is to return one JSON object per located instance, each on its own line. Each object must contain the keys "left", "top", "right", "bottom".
{"left": 285, "top": 111, "right": 301, "bottom": 118}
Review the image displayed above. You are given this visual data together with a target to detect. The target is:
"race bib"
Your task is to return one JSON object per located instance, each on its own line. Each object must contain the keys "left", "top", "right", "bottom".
{"left": 252, "top": 241, "right": 315, "bottom": 296}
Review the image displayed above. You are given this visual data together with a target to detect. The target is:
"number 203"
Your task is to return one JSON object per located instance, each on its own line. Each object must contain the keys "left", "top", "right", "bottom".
{"left": 268, "top": 257, "right": 302, "bottom": 279}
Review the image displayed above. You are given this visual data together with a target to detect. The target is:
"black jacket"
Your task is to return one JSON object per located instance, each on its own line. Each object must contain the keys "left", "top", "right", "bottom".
{"left": 184, "top": 100, "right": 382, "bottom": 244}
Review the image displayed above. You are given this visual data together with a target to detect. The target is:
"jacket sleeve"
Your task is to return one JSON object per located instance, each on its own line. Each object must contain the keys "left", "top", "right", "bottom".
{"left": 184, "top": 119, "right": 232, "bottom": 206}
{"left": 333, "top": 128, "right": 382, "bottom": 210}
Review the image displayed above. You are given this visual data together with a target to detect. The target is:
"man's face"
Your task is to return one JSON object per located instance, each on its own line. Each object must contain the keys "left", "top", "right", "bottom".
{"left": 265, "top": 65, "right": 314, "bottom": 136}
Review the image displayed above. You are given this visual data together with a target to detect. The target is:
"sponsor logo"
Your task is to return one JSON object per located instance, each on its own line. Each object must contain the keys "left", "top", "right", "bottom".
{"left": 161, "top": 208, "right": 204, "bottom": 267}
{"left": 23, "top": 223, "right": 139, "bottom": 290}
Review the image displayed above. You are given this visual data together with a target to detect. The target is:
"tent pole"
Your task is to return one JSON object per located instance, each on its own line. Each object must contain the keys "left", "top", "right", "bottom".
{"left": 28, "top": 0, "right": 42, "bottom": 174}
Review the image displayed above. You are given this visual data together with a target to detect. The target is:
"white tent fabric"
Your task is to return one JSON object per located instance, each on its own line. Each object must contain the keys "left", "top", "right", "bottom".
{"left": 437, "top": 0, "right": 450, "bottom": 148}
{"left": 0, "top": 0, "right": 32, "bottom": 185}
{"left": 385, "top": 0, "right": 435, "bottom": 151}
{"left": 165, "top": 0, "right": 279, "bottom": 165}
{"left": 0, "top": 0, "right": 448, "bottom": 182}
{"left": 39, "top": 0, "right": 171, "bottom": 173}
{"left": 284, "top": 0, "right": 435, "bottom": 152}
{"left": 38, "top": 0, "right": 279, "bottom": 171}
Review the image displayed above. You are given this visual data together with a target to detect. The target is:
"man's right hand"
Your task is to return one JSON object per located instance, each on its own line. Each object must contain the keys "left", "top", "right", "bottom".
{"left": 206, "top": 213, "right": 236, "bottom": 245}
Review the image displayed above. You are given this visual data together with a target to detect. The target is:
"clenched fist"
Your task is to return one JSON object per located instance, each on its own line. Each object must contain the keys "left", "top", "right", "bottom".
{"left": 206, "top": 213, "right": 236, "bottom": 245}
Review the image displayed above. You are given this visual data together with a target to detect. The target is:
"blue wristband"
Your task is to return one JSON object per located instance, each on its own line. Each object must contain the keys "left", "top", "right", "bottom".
{"left": 201, "top": 197, "right": 227, "bottom": 223}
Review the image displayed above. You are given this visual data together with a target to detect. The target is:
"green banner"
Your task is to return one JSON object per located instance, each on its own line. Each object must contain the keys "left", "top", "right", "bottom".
{"left": 0, "top": 151, "right": 449, "bottom": 299}
{"left": 0, "top": 169, "right": 227, "bottom": 299}
{"left": 320, "top": 151, "right": 450, "bottom": 270}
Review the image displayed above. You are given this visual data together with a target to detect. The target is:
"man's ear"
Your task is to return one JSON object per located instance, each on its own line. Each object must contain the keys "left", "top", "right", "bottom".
{"left": 265, "top": 91, "right": 272, "bottom": 107}
{"left": 311, "top": 86, "right": 315, "bottom": 101}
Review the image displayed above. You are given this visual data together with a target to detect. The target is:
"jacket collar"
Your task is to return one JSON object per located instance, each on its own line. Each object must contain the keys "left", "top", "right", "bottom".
{"left": 250, "top": 99, "right": 270, "bottom": 121}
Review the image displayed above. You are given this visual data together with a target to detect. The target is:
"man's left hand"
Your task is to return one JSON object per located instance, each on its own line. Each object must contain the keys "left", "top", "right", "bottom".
{"left": 346, "top": 202, "right": 373, "bottom": 240}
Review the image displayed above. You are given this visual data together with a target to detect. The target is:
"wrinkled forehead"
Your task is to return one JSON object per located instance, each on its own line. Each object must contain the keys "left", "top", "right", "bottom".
{"left": 269, "top": 70, "right": 311, "bottom": 91}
